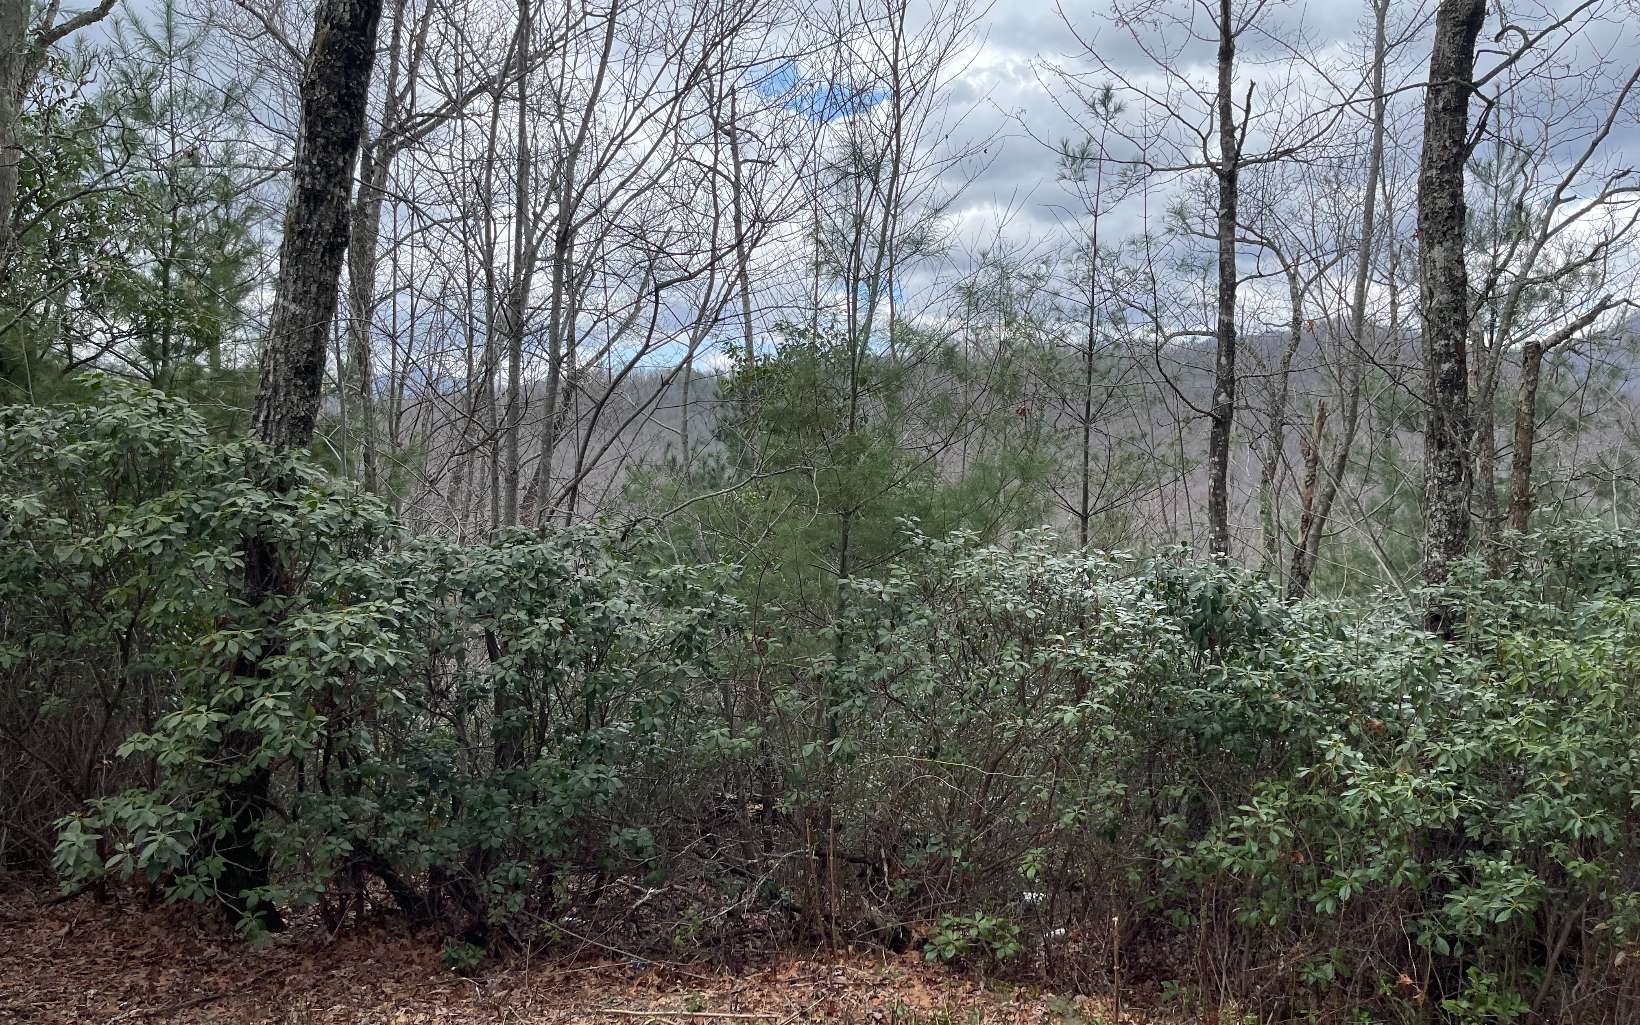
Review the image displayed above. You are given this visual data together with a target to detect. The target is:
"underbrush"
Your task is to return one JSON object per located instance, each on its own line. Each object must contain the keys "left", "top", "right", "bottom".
{"left": 5, "top": 381, "right": 1639, "bottom": 1022}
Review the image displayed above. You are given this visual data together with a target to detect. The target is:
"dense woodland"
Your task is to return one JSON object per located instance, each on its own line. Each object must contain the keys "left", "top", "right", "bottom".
{"left": 4, "top": 0, "right": 1640, "bottom": 1021}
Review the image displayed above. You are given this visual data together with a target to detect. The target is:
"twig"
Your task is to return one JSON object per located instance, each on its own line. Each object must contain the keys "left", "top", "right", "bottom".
{"left": 590, "top": 1011, "right": 778, "bottom": 1020}
{"left": 777, "top": 995, "right": 828, "bottom": 1025}
{"left": 36, "top": 884, "right": 91, "bottom": 907}
{"left": 106, "top": 966, "right": 282, "bottom": 1022}
{"left": 537, "top": 918, "right": 716, "bottom": 983}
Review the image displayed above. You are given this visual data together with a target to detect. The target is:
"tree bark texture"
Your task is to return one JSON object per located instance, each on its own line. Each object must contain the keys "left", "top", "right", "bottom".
{"left": 1206, "top": 0, "right": 1240, "bottom": 560}
{"left": 228, "top": 0, "right": 385, "bottom": 928}
{"left": 1417, "top": 0, "right": 1484, "bottom": 634}
{"left": 253, "top": 0, "right": 387, "bottom": 453}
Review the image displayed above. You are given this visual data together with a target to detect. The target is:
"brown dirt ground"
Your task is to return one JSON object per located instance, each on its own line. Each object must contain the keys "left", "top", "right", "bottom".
{"left": 0, "top": 881, "right": 1169, "bottom": 1025}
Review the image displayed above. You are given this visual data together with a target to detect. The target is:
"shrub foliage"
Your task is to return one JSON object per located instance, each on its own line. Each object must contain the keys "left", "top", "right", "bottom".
{"left": 5, "top": 382, "right": 1640, "bottom": 1021}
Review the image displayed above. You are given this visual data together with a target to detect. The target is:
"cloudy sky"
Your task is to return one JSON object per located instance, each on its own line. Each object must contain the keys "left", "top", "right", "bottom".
{"left": 930, "top": 0, "right": 1640, "bottom": 265}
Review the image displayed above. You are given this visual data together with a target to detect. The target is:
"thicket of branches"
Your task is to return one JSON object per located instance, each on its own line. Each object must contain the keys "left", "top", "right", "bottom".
{"left": 5, "top": 0, "right": 1640, "bottom": 1022}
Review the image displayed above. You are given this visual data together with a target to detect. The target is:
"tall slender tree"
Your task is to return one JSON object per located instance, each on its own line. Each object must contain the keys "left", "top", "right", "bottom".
{"left": 1059, "top": 0, "right": 1340, "bottom": 561}
{"left": 1286, "top": 0, "right": 1393, "bottom": 598}
{"left": 1416, "top": 0, "right": 1484, "bottom": 634}
{"left": 226, "top": 0, "right": 385, "bottom": 927}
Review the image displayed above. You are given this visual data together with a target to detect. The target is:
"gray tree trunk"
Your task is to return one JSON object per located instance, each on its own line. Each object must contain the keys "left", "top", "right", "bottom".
{"left": 1505, "top": 336, "right": 1542, "bottom": 537}
{"left": 502, "top": 0, "right": 530, "bottom": 528}
{"left": 1259, "top": 262, "right": 1302, "bottom": 582}
{"left": 0, "top": 0, "right": 27, "bottom": 283}
{"left": 253, "top": 0, "right": 386, "bottom": 452}
{"left": 1206, "top": 0, "right": 1240, "bottom": 560}
{"left": 1416, "top": 0, "right": 1485, "bottom": 635}
{"left": 344, "top": 0, "right": 413, "bottom": 497}
{"left": 1506, "top": 303, "right": 1610, "bottom": 535}
{"left": 230, "top": 0, "right": 385, "bottom": 928}
{"left": 346, "top": 148, "right": 388, "bottom": 494}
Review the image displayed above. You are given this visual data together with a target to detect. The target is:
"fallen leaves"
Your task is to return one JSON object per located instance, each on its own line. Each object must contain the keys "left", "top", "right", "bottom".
{"left": 0, "top": 879, "right": 1174, "bottom": 1024}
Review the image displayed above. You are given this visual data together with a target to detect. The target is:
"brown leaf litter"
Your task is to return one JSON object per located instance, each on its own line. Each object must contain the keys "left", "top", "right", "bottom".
{"left": 0, "top": 880, "right": 1175, "bottom": 1024}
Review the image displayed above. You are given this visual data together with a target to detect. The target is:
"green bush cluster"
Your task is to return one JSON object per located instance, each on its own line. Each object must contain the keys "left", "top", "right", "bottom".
{"left": 818, "top": 526, "right": 1640, "bottom": 1019}
{"left": 7, "top": 378, "right": 733, "bottom": 940}
{"left": 6, "top": 382, "right": 1639, "bottom": 1021}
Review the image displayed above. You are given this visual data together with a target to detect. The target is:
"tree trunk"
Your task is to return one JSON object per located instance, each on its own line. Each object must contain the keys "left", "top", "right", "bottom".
{"left": 1206, "top": 0, "right": 1240, "bottom": 561}
{"left": 253, "top": 0, "right": 385, "bottom": 450}
{"left": 1292, "top": 400, "right": 1326, "bottom": 576}
{"left": 344, "top": 0, "right": 410, "bottom": 497}
{"left": 1416, "top": 0, "right": 1483, "bottom": 635}
{"left": 1506, "top": 337, "right": 1542, "bottom": 537}
{"left": 1078, "top": 130, "right": 1109, "bottom": 550}
{"left": 535, "top": 211, "right": 568, "bottom": 525}
{"left": 230, "top": 0, "right": 384, "bottom": 928}
{"left": 1287, "top": 0, "right": 1390, "bottom": 600}
{"left": 1472, "top": 328, "right": 1501, "bottom": 560}
{"left": 502, "top": 0, "right": 531, "bottom": 527}
{"left": 346, "top": 144, "right": 389, "bottom": 494}
{"left": 1080, "top": 252, "right": 1098, "bottom": 549}
{"left": 1259, "top": 265, "right": 1302, "bottom": 582}
{"left": 728, "top": 89, "right": 756, "bottom": 365}
{"left": 0, "top": 0, "right": 116, "bottom": 283}
{"left": 1505, "top": 303, "right": 1611, "bottom": 535}
{"left": 0, "top": 0, "right": 27, "bottom": 285}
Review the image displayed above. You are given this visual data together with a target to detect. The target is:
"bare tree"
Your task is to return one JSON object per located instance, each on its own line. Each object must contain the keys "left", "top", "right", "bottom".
{"left": 344, "top": 0, "right": 505, "bottom": 496}
{"left": 1061, "top": 0, "right": 1341, "bottom": 561}
{"left": 1285, "top": 0, "right": 1394, "bottom": 598}
{"left": 1467, "top": 59, "right": 1640, "bottom": 541}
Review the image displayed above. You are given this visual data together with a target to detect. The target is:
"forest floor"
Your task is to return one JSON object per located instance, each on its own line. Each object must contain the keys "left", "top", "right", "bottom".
{"left": 0, "top": 880, "right": 1168, "bottom": 1025}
